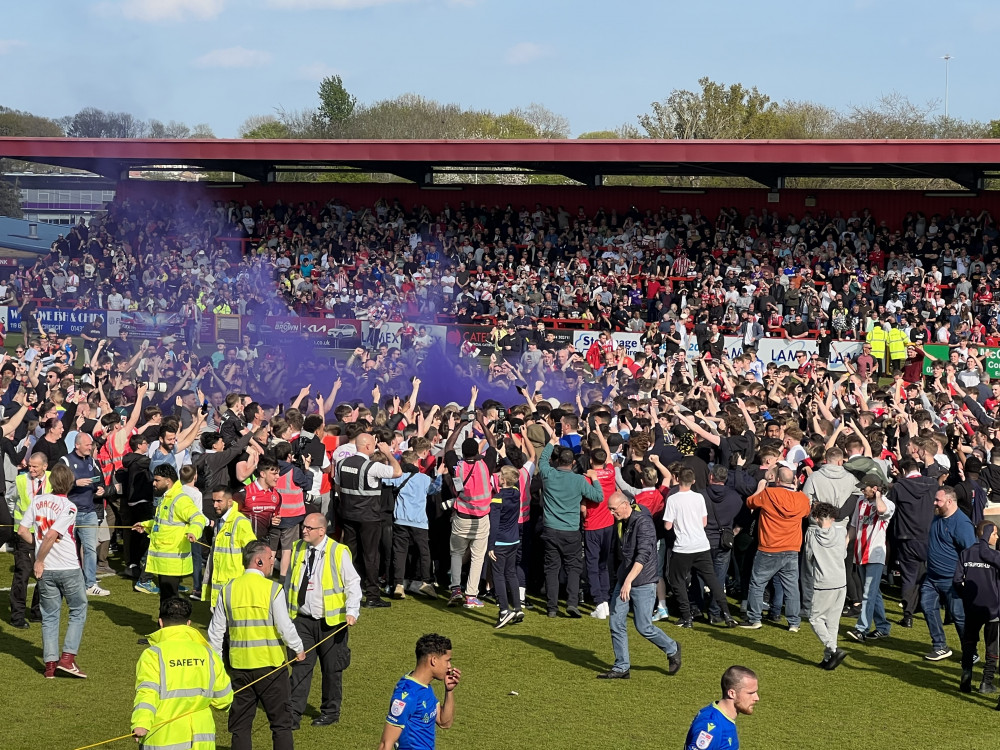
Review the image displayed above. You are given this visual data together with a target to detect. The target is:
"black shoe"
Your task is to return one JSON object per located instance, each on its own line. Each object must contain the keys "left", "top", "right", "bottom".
{"left": 567, "top": 607, "right": 582, "bottom": 619}
{"left": 512, "top": 610, "right": 525, "bottom": 624}
{"left": 846, "top": 604, "right": 862, "bottom": 617}
{"left": 764, "top": 611, "right": 782, "bottom": 624}
{"left": 364, "top": 597, "right": 391, "bottom": 609}
{"left": 596, "top": 669, "right": 630, "bottom": 679}
{"left": 866, "top": 630, "right": 889, "bottom": 641}
{"left": 137, "top": 637, "right": 149, "bottom": 646}
{"left": 846, "top": 629, "right": 866, "bottom": 643}
{"left": 29, "top": 613, "right": 42, "bottom": 623}
{"left": 10, "top": 621, "right": 29, "bottom": 630}
{"left": 667, "top": 643, "right": 682, "bottom": 675}
{"left": 709, "top": 615, "right": 726, "bottom": 626}
{"left": 818, "top": 654, "right": 833, "bottom": 669}
{"left": 723, "top": 617, "right": 738, "bottom": 629}
{"left": 961, "top": 669, "right": 973, "bottom": 693}
{"left": 824, "top": 649, "right": 848, "bottom": 671}
{"left": 900, "top": 615, "right": 913, "bottom": 628}
{"left": 494, "top": 610, "right": 517, "bottom": 630}
{"left": 312, "top": 714, "right": 339, "bottom": 726}
{"left": 980, "top": 681, "right": 998, "bottom": 696}
{"left": 676, "top": 618, "right": 693, "bottom": 629}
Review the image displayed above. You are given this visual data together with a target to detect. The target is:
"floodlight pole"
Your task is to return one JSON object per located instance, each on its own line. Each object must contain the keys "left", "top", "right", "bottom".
{"left": 942, "top": 54, "right": 953, "bottom": 118}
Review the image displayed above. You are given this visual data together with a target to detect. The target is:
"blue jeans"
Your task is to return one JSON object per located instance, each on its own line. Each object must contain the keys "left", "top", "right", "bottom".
{"left": 38, "top": 568, "right": 88, "bottom": 663}
{"left": 75, "top": 511, "right": 99, "bottom": 588}
{"left": 191, "top": 538, "right": 204, "bottom": 593}
{"left": 747, "top": 550, "right": 801, "bottom": 627}
{"left": 609, "top": 581, "right": 677, "bottom": 672}
{"left": 707, "top": 548, "right": 733, "bottom": 619}
{"left": 920, "top": 576, "right": 965, "bottom": 651}
{"left": 856, "top": 562, "right": 889, "bottom": 635}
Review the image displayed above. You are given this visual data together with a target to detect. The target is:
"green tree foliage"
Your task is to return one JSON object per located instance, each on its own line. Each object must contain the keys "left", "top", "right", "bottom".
{"left": 316, "top": 75, "right": 357, "bottom": 133}
{"left": 639, "top": 77, "right": 777, "bottom": 139}
{"left": 0, "top": 181, "right": 23, "bottom": 218}
{"left": 239, "top": 115, "right": 292, "bottom": 139}
{"left": 0, "top": 107, "right": 64, "bottom": 137}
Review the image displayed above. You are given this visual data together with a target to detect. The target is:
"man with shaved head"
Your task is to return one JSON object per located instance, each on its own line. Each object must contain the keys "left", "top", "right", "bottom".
{"left": 334, "top": 432, "right": 401, "bottom": 608}
{"left": 738, "top": 464, "right": 811, "bottom": 631}
{"left": 63, "top": 431, "right": 108, "bottom": 596}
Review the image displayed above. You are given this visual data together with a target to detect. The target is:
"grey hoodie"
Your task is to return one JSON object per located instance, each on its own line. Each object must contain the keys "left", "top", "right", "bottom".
{"left": 802, "top": 464, "right": 860, "bottom": 524}
{"left": 805, "top": 524, "right": 847, "bottom": 589}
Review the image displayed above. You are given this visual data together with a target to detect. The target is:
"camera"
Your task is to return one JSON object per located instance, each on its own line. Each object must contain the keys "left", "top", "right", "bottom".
{"left": 494, "top": 407, "right": 509, "bottom": 435}
{"left": 142, "top": 382, "right": 168, "bottom": 393}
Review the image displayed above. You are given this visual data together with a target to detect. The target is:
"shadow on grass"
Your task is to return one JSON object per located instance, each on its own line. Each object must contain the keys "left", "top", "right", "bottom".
{"left": 88, "top": 598, "right": 156, "bottom": 639}
{"left": 494, "top": 632, "right": 609, "bottom": 672}
{"left": 0, "top": 630, "right": 41, "bottom": 671}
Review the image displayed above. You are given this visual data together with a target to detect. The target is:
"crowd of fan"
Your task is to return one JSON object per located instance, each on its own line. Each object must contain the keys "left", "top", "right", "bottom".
{"left": 5, "top": 195, "right": 1000, "bottom": 697}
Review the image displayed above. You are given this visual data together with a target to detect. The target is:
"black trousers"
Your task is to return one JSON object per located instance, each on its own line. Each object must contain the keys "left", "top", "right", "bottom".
{"left": 9, "top": 535, "right": 40, "bottom": 624}
{"left": 542, "top": 527, "right": 583, "bottom": 613}
{"left": 229, "top": 666, "right": 294, "bottom": 750}
{"left": 392, "top": 524, "right": 431, "bottom": 584}
{"left": 896, "top": 539, "right": 927, "bottom": 618}
{"left": 669, "top": 550, "right": 731, "bottom": 620}
{"left": 289, "top": 616, "right": 350, "bottom": 720}
{"left": 341, "top": 518, "right": 382, "bottom": 599}
{"left": 492, "top": 544, "right": 521, "bottom": 613}
{"left": 159, "top": 575, "right": 181, "bottom": 604}
{"left": 962, "top": 610, "right": 1000, "bottom": 680}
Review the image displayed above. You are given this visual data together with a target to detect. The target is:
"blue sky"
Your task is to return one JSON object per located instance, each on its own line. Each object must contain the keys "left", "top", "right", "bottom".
{"left": 2, "top": 0, "right": 996, "bottom": 138}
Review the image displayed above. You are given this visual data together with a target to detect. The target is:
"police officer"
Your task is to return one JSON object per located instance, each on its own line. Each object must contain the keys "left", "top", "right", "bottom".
{"left": 286, "top": 512, "right": 362, "bottom": 728}
{"left": 8, "top": 452, "right": 50, "bottom": 628}
{"left": 334, "top": 433, "right": 400, "bottom": 608}
{"left": 208, "top": 540, "right": 304, "bottom": 750}
{"left": 201, "top": 486, "right": 258, "bottom": 608}
{"left": 132, "top": 597, "right": 233, "bottom": 750}
{"left": 132, "top": 464, "right": 208, "bottom": 604}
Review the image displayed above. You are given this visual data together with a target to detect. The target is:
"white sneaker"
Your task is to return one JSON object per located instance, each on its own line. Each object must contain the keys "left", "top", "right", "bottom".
{"left": 87, "top": 584, "right": 110, "bottom": 597}
{"left": 590, "top": 602, "right": 609, "bottom": 619}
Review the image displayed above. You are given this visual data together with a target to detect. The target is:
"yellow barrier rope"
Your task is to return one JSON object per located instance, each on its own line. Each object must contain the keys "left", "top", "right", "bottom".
{"left": 2, "top": 524, "right": 213, "bottom": 548}
{"left": 72, "top": 622, "right": 349, "bottom": 749}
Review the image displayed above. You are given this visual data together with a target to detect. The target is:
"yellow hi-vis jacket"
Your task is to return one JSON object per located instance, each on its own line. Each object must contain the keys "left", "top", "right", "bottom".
{"left": 131, "top": 625, "right": 233, "bottom": 750}
{"left": 13, "top": 471, "right": 51, "bottom": 527}
{"left": 866, "top": 325, "right": 888, "bottom": 359}
{"left": 141, "top": 481, "right": 208, "bottom": 577}
{"left": 887, "top": 328, "right": 910, "bottom": 361}
{"left": 285, "top": 539, "right": 352, "bottom": 626}
{"left": 220, "top": 571, "right": 290, "bottom": 669}
{"left": 202, "top": 507, "right": 256, "bottom": 608}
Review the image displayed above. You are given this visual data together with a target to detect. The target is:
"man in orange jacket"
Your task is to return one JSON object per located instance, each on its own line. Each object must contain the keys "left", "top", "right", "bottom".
{"left": 738, "top": 465, "right": 811, "bottom": 632}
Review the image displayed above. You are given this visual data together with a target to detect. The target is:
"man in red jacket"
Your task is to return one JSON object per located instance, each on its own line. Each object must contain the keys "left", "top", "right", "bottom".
{"left": 237, "top": 457, "right": 282, "bottom": 540}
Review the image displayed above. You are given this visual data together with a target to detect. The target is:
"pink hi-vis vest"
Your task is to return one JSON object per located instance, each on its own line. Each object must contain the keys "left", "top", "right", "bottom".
{"left": 518, "top": 466, "right": 531, "bottom": 524}
{"left": 454, "top": 458, "right": 492, "bottom": 518}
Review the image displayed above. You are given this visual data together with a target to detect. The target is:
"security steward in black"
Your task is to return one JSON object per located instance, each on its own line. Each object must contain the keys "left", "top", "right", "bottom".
{"left": 334, "top": 433, "right": 401, "bottom": 607}
{"left": 955, "top": 520, "right": 1000, "bottom": 696}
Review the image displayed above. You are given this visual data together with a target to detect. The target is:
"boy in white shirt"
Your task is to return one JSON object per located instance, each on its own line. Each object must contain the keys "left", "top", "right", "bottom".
{"left": 17, "top": 462, "right": 89, "bottom": 679}
{"left": 663, "top": 467, "right": 737, "bottom": 628}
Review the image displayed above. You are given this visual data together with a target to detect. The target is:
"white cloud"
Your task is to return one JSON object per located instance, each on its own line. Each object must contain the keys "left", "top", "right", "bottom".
{"left": 266, "top": 0, "right": 407, "bottom": 8}
{"left": 195, "top": 46, "right": 273, "bottom": 68}
{"left": 298, "top": 62, "right": 341, "bottom": 80}
{"left": 504, "top": 42, "right": 551, "bottom": 65}
{"left": 0, "top": 40, "right": 26, "bottom": 54}
{"left": 114, "top": 0, "right": 226, "bottom": 21}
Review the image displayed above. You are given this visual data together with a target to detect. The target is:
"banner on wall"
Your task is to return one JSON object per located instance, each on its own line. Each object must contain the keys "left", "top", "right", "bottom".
{"left": 923, "top": 343, "right": 1000, "bottom": 379}
{"left": 722, "top": 336, "right": 820, "bottom": 365}
{"left": 572, "top": 330, "right": 644, "bottom": 358}
{"left": 828, "top": 341, "right": 864, "bottom": 372}
{"left": 364, "top": 321, "right": 448, "bottom": 351}
{"left": 0, "top": 306, "right": 108, "bottom": 336}
{"left": 446, "top": 325, "right": 494, "bottom": 353}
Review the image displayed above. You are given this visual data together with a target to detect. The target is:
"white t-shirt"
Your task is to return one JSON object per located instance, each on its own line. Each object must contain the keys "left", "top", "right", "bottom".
{"left": 20, "top": 492, "right": 80, "bottom": 571}
{"left": 662, "top": 489, "right": 710, "bottom": 554}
